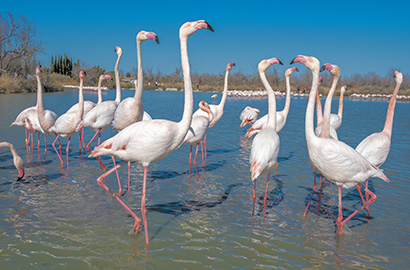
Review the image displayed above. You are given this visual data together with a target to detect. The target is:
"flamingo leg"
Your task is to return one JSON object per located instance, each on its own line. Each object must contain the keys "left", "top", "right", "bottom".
{"left": 356, "top": 184, "right": 370, "bottom": 217}
{"left": 52, "top": 135, "right": 64, "bottom": 168}
{"left": 204, "top": 133, "right": 207, "bottom": 159}
{"left": 341, "top": 184, "right": 376, "bottom": 229}
{"left": 365, "top": 179, "right": 370, "bottom": 214}
{"left": 127, "top": 161, "right": 131, "bottom": 193}
{"left": 57, "top": 136, "right": 62, "bottom": 158}
{"left": 188, "top": 145, "right": 192, "bottom": 177}
{"left": 82, "top": 127, "right": 86, "bottom": 153}
{"left": 303, "top": 172, "right": 317, "bottom": 218}
{"left": 337, "top": 185, "right": 344, "bottom": 234}
{"left": 98, "top": 132, "right": 101, "bottom": 146}
{"left": 66, "top": 137, "right": 71, "bottom": 167}
{"left": 25, "top": 128, "right": 28, "bottom": 150}
{"left": 141, "top": 166, "right": 150, "bottom": 245}
{"left": 30, "top": 131, "right": 34, "bottom": 152}
{"left": 96, "top": 161, "right": 142, "bottom": 235}
{"left": 193, "top": 144, "right": 199, "bottom": 178}
{"left": 111, "top": 156, "right": 122, "bottom": 196}
{"left": 263, "top": 173, "right": 270, "bottom": 220}
{"left": 78, "top": 129, "right": 82, "bottom": 154}
{"left": 44, "top": 134, "right": 47, "bottom": 161}
{"left": 200, "top": 141, "right": 204, "bottom": 161}
{"left": 86, "top": 129, "right": 101, "bottom": 153}
{"left": 317, "top": 174, "right": 326, "bottom": 216}
{"left": 252, "top": 180, "right": 257, "bottom": 221}
{"left": 37, "top": 132, "right": 40, "bottom": 153}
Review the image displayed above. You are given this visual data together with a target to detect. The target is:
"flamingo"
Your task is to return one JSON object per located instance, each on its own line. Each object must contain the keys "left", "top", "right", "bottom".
{"left": 250, "top": 57, "right": 283, "bottom": 220}
{"left": 76, "top": 46, "right": 123, "bottom": 169}
{"left": 183, "top": 101, "right": 213, "bottom": 177}
{"left": 330, "top": 85, "right": 347, "bottom": 131}
{"left": 10, "top": 106, "right": 36, "bottom": 151}
{"left": 291, "top": 55, "right": 389, "bottom": 234}
{"left": 22, "top": 109, "right": 44, "bottom": 154}
{"left": 245, "top": 67, "right": 298, "bottom": 137}
{"left": 90, "top": 20, "right": 214, "bottom": 245}
{"left": 113, "top": 31, "right": 159, "bottom": 131}
{"left": 355, "top": 71, "right": 403, "bottom": 215}
{"left": 49, "top": 71, "right": 86, "bottom": 168}
{"left": 66, "top": 74, "right": 112, "bottom": 154}
{"left": 36, "top": 65, "right": 59, "bottom": 160}
{"left": 239, "top": 106, "right": 260, "bottom": 128}
{"left": 304, "top": 63, "right": 341, "bottom": 217}
{"left": 0, "top": 142, "right": 25, "bottom": 180}
{"left": 193, "top": 62, "right": 235, "bottom": 158}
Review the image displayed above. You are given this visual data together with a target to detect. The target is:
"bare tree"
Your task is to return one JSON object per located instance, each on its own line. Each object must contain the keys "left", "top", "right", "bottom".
{"left": 0, "top": 12, "right": 43, "bottom": 76}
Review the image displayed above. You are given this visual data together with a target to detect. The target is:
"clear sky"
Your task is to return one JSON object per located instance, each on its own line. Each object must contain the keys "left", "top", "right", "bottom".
{"left": 3, "top": 0, "right": 409, "bottom": 77}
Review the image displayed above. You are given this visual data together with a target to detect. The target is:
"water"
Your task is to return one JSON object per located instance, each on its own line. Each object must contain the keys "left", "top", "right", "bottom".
{"left": 0, "top": 89, "right": 409, "bottom": 269}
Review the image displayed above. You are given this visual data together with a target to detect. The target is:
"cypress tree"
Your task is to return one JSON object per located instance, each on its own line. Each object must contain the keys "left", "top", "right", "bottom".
{"left": 59, "top": 55, "right": 63, "bottom": 74}
{"left": 50, "top": 56, "right": 54, "bottom": 73}
{"left": 54, "top": 56, "right": 57, "bottom": 73}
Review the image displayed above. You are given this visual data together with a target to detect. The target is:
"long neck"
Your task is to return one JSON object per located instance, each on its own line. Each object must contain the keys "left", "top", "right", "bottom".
{"left": 316, "top": 90, "right": 323, "bottom": 126}
{"left": 282, "top": 74, "right": 291, "bottom": 117}
{"left": 97, "top": 77, "right": 103, "bottom": 104}
{"left": 217, "top": 68, "right": 230, "bottom": 111}
{"left": 321, "top": 74, "right": 339, "bottom": 138}
{"left": 177, "top": 35, "right": 193, "bottom": 138}
{"left": 135, "top": 40, "right": 143, "bottom": 102}
{"left": 383, "top": 79, "right": 401, "bottom": 136}
{"left": 337, "top": 89, "right": 344, "bottom": 119}
{"left": 0, "top": 142, "right": 17, "bottom": 158}
{"left": 76, "top": 77, "right": 84, "bottom": 121}
{"left": 306, "top": 68, "right": 320, "bottom": 140}
{"left": 260, "top": 71, "right": 276, "bottom": 129}
{"left": 114, "top": 52, "right": 122, "bottom": 103}
{"left": 36, "top": 74, "right": 47, "bottom": 131}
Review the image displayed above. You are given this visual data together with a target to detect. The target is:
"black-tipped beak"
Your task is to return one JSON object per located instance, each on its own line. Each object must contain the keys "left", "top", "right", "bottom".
{"left": 320, "top": 65, "right": 326, "bottom": 72}
{"left": 205, "top": 21, "right": 214, "bottom": 32}
{"left": 155, "top": 36, "right": 160, "bottom": 44}
{"left": 278, "top": 59, "right": 283, "bottom": 65}
{"left": 290, "top": 58, "right": 295, "bottom": 65}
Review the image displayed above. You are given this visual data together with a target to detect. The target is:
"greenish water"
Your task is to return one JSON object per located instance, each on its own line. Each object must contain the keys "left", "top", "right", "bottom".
{"left": 0, "top": 90, "right": 409, "bottom": 269}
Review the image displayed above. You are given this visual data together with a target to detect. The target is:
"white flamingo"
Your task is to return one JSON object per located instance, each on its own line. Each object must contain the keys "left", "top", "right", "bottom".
{"left": 90, "top": 20, "right": 214, "bottom": 245}
{"left": 49, "top": 71, "right": 86, "bottom": 168}
{"left": 355, "top": 71, "right": 403, "bottom": 215}
{"left": 76, "top": 46, "right": 123, "bottom": 169}
{"left": 239, "top": 106, "right": 260, "bottom": 128}
{"left": 183, "top": 101, "right": 213, "bottom": 177}
{"left": 193, "top": 62, "right": 235, "bottom": 158}
{"left": 291, "top": 55, "right": 389, "bottom": 234}
{"left": 36, "top": 65, "right": 59, "bottom": 160}
{"left": 113, "top": 31, "right": 159, "bottom": 131}
{"left": 245, "top": 67, "right": 298, "bottom": 137}
{"left": 22, "top": 108, "right": 44, "bottom": 153}
{"left": 330, "top": 85, "right": 347, "bottom": 131}
{"left": 250, "top": 57, "right": 283, "bottom": 219}
{"left": 10, "top": 106, "right": 36, "bottom": 150}
{"left": 0, "top": 142, "right": 25, "bottom": 180}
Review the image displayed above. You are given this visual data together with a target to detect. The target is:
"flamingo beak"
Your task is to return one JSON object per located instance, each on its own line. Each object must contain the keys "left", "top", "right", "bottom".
{"left": 17, "top": 168, "right": 25, "bottom": 181}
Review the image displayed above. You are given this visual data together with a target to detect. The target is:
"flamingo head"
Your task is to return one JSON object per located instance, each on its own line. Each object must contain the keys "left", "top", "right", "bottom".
{"left": 80, "top": 70, "right": 86, "bottom": 79}
{"left": 320, "top": 63, "right": 340, "bottom": 77}
{"left": 114, "top": 46, "right": 122, "bottom": 56}
{"left": 285, "top": 67, "right": 299, "bottom": 77}
{"left": 179, "top": 20, "right": 214, "bottom": 38}
{"left": 290, "top": 55, "right": 320, "bottom": 72}
{"left": 341, "top": 85, "right": 348, "bottom": 94}
{"left": 199, "top": 101, "right": 213, "bottom": 122}
{"left": 393, "top": 71, "right": 403, "bottom": 84}
{"left": 138, "top": 31, "right": 160, "bottom": 44}
{"left": 14, "top": 155, "right": 24, "bottom": 181}
{"left": 102, "top": 74, "right": 112, "bottom": 80}
{"left": 36, "top": 64, "right": 42, "bottom": 77}
{"left": 227, "top": 62, "right": 235, "bottom": 71}
{"left": 258, "top": 57, "right": 283, "bottom": 73}
{"left": 319, "top": 76, "right": 324, "bottom": 84}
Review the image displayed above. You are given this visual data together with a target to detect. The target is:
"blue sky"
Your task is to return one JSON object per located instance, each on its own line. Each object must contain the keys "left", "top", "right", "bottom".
{"left": 3, "top": 0, "right": 409, "bottom": 77}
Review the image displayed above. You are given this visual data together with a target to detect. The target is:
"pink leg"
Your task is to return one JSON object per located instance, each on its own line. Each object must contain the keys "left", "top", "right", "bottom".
{"left": 193, "top": 144, "right": 200, "bottom": 178}
{"left": 82, "top": 127, "right": 85, "bottom": 153}
{"left": 303, "top": 172, "right": 317, "bottom": 218}
{"left": 200, "top": 141, "right": 204, "bottom": 161}
{"left": 339, "top": 184, "right": 377, "bottom": 233}
{"left": 204, "top": 133, "right": 207, "bottom": 160}
{"left": 57, "top": 137, "right": 62, "bottom": 158}
{"left": 25, "top": 128, "right": 28, "bottom": 150}
{"left": 78, "top": 129, "right": 82, "bottom": 154}
{"left": 52, "top": 135, "right": 64, "bottom": 168}
{"left": 44, "top": 134, "right": 48, "bottom": 161}
{"left": 252, "top": 180, "right": 257, "bottom": 221}
{"left": 98, "top": 132, "right": 101, "bottom": 146}
{"left": 96, "top": 161, "right": 142, "bottom": 234}
{"left": 365, "top": 179, "right": 370, "bottom": 214}
{"left": 111, "top": 156, "right": 122, "bottom": 196}
{"left": 356, "top": 184, "right": 370, "bottom": 217}
{"left": 30, "top": 131, "right": 34, "bottom": 152}
{"left": 37, "top": 132, "right": 40, "bottom": 153}
{"left": 317, "top": 174, "right": 326, "bottom": 216}
{"left": 263, "top": 173, "right": 270, "bottom": 220}
{"left": 188, "top": 145, "right": 193, "bottom": 177}
{"left": 86, "top": 129, "right": 100, "bottom": 153}
{"left": 337, "top": 185, "right": 344, "bottom": 234}
{"left": 141, "top": 166, "right": 150, "bottom": 245}
{"left": 66, "top": 137, "right": 71, "bottom": 167}
{"left": 127, "top": 161, "right": 131, "bottom": 193}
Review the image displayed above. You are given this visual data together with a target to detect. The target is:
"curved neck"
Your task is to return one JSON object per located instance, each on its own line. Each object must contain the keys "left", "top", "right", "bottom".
{"left": 321, "top": 74, "right": 339, "bottom": 138}
{"left": 316, "top": 90, "right": 323, "bottom": 126}
{"left": 337, "top": 89, "right": 344, "bottom": 118}
{"left": 0, "top": 142, "right": 17, "bottom": 157}
{"left": 306, "top": 68, "right": 320, "bottom": 140}
{"left": 217, "top": 68, "right": 230, "bottom": 111}
{"left": 260, "top": 71, "right": 276, "bottom": 129}
{"left": 114, "top": 52, "right": 122, "bottom": 103}
{"left": 383, "top": 79, "right": 402, "bottom": 136}
{"left": 282, "top": 75, "right": 291, "bottom": 117}
{"left": 97, "top": 77, "right": 103, "bottom": 104}
{"left": 178, "top": 35, "right": 193, "bottom": 137}
{"left": 76, "top": 77, "right": 84, "bottom": 121}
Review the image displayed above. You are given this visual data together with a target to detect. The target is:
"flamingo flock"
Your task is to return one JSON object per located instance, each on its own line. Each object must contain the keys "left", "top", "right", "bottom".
{"left": 2, "top": 20, "right": 405, "bottom": 245}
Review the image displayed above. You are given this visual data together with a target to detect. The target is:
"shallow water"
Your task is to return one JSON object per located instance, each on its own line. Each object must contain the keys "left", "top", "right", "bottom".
{"left": 0, "top": 90, "right": 409, "bottom": 269}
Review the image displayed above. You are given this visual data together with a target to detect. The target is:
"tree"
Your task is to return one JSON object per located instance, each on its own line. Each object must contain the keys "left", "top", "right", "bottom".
{"left": 0, "top": 12, "right": 44, "bottom": 75}
{"left": 50, "top": 55, "right": 54, "bottom": 71}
